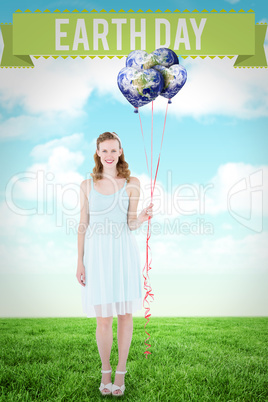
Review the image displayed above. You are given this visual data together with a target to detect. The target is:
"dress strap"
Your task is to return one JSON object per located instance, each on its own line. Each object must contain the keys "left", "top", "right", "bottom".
{"left": 90, "top": 179, "right": 95, "bottom": 197}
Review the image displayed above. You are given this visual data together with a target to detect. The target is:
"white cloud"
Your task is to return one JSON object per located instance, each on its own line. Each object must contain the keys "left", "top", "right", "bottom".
{"left": 0, "top": 236, "right": 76, "bottom": 274}
{"left": 221, "top": 222, "right": 233, "bottom": 230}
{"left": 151, "top": 52, "right": 268, "bottom": 119}
{"left": 7, "top": 146, "right": 84, "bottom": 197}
{"left": 1, "top": 45, "right": 267, "bottom": 129}
{"left": 30, "top": 133, "right": 84, "bottom": 159}
{"left": 147, "top": 230, "right": 268, "bottom": 275}
{"left": 190, "top": 231, "right": 268, "bottom": 273}
{"left": 0, "top": 58, "right": 91, "bottom": 115}
{"left": 204, "top": 162, "right": 268, "bottom": 215}
{"left": 0, "top": 111, "right": 90, "bottom": 141}
{"left": 4, "top": 135, "right": 85, "bottom": 229}
{"left": 2, "top": 147, "right": 268, "bottom": 276}
{"left": 5, "top": 146, "right": 268, "bottom": 234}
{"left": 0, "top": 114, "right": 49, "bottom": 140}
{"left": 30, "top": 132, "right": 97, "bottom": 162}
{"left": 0, "top": 55, "right": 125, "bottom": 140}
{"left": 10, "top": 159, "right": 266, "bottom": 228}
{"left": 0, "top": 201, "right": 28, "bottom": 235}
{"left": 133, "top": 163, "right": 268, "bottom": 227}
{"left": 0, "top": 56, "right": 123, "bottom": 116}
{"left": 1, "top": 133, "right": 97, "bottom": 240}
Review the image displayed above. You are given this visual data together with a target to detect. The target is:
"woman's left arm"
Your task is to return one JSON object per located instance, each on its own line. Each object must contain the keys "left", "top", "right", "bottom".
{"left": 127, "top": 177, "right": 153, "bottom": 231}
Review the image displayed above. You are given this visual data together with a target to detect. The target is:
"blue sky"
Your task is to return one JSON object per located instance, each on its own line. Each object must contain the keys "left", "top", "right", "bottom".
{"left": 0, "top": 0, "right": 268, "bottom": 318}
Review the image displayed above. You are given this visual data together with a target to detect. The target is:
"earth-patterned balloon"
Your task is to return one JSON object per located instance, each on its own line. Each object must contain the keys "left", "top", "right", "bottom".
{"left": 126, "top": 50, "right": 160, "bottom": 70}
{"left": 117, "top": 67, "right": 164, "bottom": 108}
{"left": 151, "top": 48, "right": 179, "bottom": 68}
{"left": 153, "top": 64, "right": 187, "bottom": 100}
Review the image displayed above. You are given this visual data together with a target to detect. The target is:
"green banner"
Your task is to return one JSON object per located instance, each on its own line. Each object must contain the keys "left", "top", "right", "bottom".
{"left": 0, "top": 10, "right": 267, "bottom": 68}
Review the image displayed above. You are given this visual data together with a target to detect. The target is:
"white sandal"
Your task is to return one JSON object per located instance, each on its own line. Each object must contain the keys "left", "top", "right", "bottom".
{"left": 112, "top": 370, "right": 127, "bottom": 397}
{"left": 99, "top": 368, "right": 112, "bottom": 396}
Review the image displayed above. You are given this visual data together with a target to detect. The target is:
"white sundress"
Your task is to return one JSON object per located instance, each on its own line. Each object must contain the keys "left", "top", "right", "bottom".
{"left": 81, "top": 178, "right": 143, "bottom": 317}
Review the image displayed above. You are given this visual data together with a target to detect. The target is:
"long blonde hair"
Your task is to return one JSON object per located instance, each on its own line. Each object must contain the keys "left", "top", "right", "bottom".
{"left": 90, "top": 132, "right": 131, "bottom": 183}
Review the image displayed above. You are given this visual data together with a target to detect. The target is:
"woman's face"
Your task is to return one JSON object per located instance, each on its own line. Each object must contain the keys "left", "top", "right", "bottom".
{"left": 97, "top": 139, "right": 122, "bottom": 168}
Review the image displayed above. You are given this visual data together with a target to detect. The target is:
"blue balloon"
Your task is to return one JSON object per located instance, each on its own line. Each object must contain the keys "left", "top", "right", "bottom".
{"left": 126, "top": 50, "right": 160, "bottom": 70}
{"left": 151, "top": 48, "right": 179, "bottom": 68}
{"left": 153, "top": 64, "right": 187, "bottom": 101}
{"left": 117, "top": 67, "right": 164, "bottom": 108}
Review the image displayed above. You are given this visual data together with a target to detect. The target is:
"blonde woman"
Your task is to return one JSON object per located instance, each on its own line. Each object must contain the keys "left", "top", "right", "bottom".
{"left": 76, "top": 132, "right": 153, "bottom": 397}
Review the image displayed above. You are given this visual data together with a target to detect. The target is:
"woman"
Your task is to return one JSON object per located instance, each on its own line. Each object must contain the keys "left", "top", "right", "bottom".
{"left": 76, "top": 131, "right": 153, "bottom": 397}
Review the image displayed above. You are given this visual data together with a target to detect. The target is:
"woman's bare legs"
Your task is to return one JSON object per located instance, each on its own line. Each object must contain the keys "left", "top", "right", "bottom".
{"left": 113, "top": 313, "right": 133, "bottom": 395}
{"left": 96, "top": 315, "right": 113, "bottom": 394}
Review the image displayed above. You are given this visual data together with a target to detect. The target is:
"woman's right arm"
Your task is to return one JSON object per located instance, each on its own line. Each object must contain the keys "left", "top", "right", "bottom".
{"left": 76, "top": 180, "right": 89, "bottom": 287}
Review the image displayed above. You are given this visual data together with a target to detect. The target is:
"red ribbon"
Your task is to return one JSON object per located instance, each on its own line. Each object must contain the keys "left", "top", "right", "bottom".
{"left": 138, "top": 100, "right": 169, "bottom": 357}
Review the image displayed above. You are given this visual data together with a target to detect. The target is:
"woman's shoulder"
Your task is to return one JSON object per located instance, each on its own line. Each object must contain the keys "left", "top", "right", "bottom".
{"left": 127, "top": 176, "right": 140, "bottom": 197}
{"left": 80, "top": 179, "right": 92, "bottom": 198}
{"left": 128, "top": 176, "right": 140, "bottom": 185}
{"left": 81, "top": 178, "right": 92, "bottom": 188}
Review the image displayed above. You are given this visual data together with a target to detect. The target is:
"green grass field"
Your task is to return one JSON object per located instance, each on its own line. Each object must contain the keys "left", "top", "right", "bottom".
{"left": 0, "top": 317, "right": 267, "bottom": 401}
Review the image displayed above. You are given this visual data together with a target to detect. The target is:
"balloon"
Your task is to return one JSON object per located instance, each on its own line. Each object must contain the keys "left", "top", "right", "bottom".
{"left": 153, "top": 64, "right": 187, "bottom": 102}
{"left": 126, "top": 50, "right": 160, "bottom": 70}
{"left": 117, "top": 67, "right": 164, "bottom": 109}
{"left": 119, "top": 48, "right": 186, "bottom": 110}
{"left": 151, "top": 48, "right": 179, "bottom": 68}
